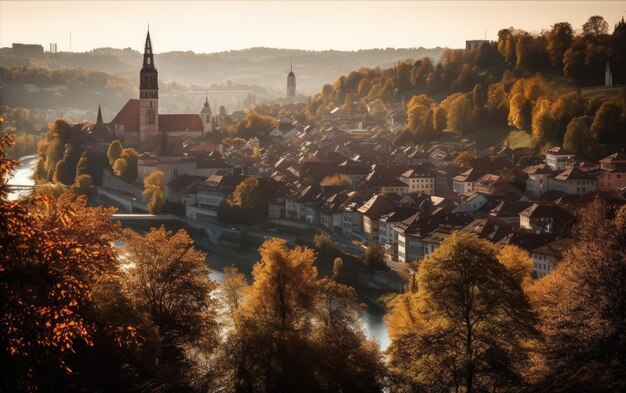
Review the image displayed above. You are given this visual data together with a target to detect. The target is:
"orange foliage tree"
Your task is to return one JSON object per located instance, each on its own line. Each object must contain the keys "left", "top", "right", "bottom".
{"left": 1, "top": 130, "right": 140, "bottom": 390}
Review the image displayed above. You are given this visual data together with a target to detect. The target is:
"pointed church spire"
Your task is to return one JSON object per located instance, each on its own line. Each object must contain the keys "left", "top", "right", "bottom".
{"left": 96, "top": 102, "right": 103, "bottom": 125}
{"left": 290, "top": 57, "right": 293, "bottom": 73}
{"left": 142, "top": 26, "right": 155, "bottom": 70}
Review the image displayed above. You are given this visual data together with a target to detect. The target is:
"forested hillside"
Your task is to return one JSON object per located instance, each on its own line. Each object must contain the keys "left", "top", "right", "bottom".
{"left": 308, "top": 16, "right": 626, "bottom": 158}
{"left": 0, "top": 46, "right": 445, "bottom": 94}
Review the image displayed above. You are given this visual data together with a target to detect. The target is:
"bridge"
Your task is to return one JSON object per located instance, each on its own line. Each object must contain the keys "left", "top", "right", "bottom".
{"left": 6, "top": 184, "right": 63, "bottom": 190}
{"left": 112, "top": 213, "right": 241, "bottom": 245}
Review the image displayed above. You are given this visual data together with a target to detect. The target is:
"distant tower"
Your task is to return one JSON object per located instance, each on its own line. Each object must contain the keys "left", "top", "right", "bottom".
{"left": 96, "top": 102, "right": 104, "bottom": 125}
{"left": 605, "top": 61, "right": 613, "bottom": 87}
{"left": 139, "top": 27, "right": 159, "bottom": 144}
{"left": 287, "top": 60, "right": 296, "bottom": 99}
{"left": 94, "top": 102, "right": 107, "bottom": 139}
{"left": 201, "top": 92, "right": 213, "bottom": 134}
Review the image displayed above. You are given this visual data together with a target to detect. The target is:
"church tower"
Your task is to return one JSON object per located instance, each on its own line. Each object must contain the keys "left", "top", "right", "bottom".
{"left": 287, "top": 60, "right": 296, "bottom": 99}
{"left": 200, "top": 92, "right": 213, "bottom": 134}
{"left": 139, "top": 28, "right": 159, "bottom": 144}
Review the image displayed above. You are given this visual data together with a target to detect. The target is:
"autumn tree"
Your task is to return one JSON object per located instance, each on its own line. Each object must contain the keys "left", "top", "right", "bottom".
{"left": 445, "top": 93, "right": 473, "bottom": 135}
{"left": 142, "top": 169, "right": 165, "bottom": 214}
{"left": 75, "top": 151, "right": 89, "bottom": 177}
{"left": 121, "top": 226, "right": 220, "bottom": 390}
{"left": 225, "top": 239, "right": 385, "bottom": 393}
{"left": 531, "top": 99, "right": 555, "bottom": 143}
{"left": 320, "top": 173, "right": 352, "bottom": 189}
{"left": 547, "top": 22, "right": 574, "bottom": 69}
{"left": 332, "top": 257, "right": 344, "bottom": 280}
{"left": 314, "top": 233, "right": 336, "bottom": 252}
{"left": 71, "top": 173, "right": 93, "bottom": 195}
{"left": 107, "top": 139, "right": 123, "bottom": 167}
{"left": 54, "top": 143, "right": 79, "bottom": 185}
{"left": 112, "top": 157, "right": 127, "bottom": 177}
{"left": 232, "top": 176, "right": 268, "bottom": 213}
{"left": 454, "top": 151, "right": 476, "bottom": 167}
{"left": 508, "top": 93, "right": 532, "bottom": 130}
{"left": 121, "top": 147, "right": 139, "bottom": 181}
{"left": 590, "top": 100, "right": 625, "bottom": 143}
{"left": 529, "top": 197, "right": 626, "bottom": 391}
{"left": 0, "top": 131, "right": 138, "bottom": 391}
{"left": 369, "top": 98, "right": 387, "bottom": 121}
{"left": 563, "top": 115, "right": 597, "bottom": 158}
{"left": 386, "top": 232, "right": 537, "bottom": 392}
{"left": 363, "top": 242, "right": 386, "bottom": 268}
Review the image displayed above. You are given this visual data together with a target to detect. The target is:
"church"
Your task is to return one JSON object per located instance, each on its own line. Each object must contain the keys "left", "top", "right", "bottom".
{"left": 105, "top": 29, "right": 213, "bottom": 150}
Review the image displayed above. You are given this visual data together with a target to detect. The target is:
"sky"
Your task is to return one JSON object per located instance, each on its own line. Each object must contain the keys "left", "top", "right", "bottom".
{"left": 1, "top": 1, "right": 625, "bottom": 53}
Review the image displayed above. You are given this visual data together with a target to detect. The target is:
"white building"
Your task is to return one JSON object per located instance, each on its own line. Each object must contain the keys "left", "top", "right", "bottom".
{"left": 398, "top": 169, "right": 436, "bottom": 195}
{"left": 545, "top": 147, "right": 575, "bottom": 171}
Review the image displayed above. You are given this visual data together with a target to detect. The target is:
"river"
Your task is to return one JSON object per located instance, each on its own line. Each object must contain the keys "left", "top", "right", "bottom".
{"left": 6, "top": 156, "right": 391, "bottom": 350}
{"left": 6, "top": 154, "right": 38, "bottom": 200}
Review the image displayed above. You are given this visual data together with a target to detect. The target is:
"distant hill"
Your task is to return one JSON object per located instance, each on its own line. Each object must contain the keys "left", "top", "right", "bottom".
{"left": 0, "top": 46, "right": 445, "bottom": 94}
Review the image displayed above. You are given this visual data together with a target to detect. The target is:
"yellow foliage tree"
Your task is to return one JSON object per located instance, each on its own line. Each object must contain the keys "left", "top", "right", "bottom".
{"left": 142, "top": 169, "right": 164, "bottom": 214}
{"left": 386, "top": 232, "right": 537, "bottom": 392}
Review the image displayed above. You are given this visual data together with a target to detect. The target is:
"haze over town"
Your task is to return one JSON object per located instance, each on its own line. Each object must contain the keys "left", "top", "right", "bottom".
{"left": 1, "top": 1, "right": 624, "bottom": 52}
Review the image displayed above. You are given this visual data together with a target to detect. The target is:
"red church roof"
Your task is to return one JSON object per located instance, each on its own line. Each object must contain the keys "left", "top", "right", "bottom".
{"left": 108, "top": 99, "right": 203, "bottom": 133}
{"left": 159, "top": 114, "right": 202, "bottom": 132}
{"left": 109, "top": 99, "right": 140, "bottom": 132}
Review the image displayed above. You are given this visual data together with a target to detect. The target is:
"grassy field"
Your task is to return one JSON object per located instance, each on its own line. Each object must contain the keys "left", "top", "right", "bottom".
{"left": 441, "top": 125, "right": 535, "bottom": 150}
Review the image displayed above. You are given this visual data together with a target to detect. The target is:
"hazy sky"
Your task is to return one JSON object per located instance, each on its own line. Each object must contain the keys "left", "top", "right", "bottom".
{"left": 1, "top": 1, "right": 624, "bottom": 53}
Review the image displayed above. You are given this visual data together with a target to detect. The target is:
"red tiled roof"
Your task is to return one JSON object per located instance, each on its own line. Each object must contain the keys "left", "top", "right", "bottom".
{"left": 189, "top": 142, "right": 218, "bottom": 153}
{"left": 109, "top": 99, "right": 140, "bottom": 132}
{"left": 159, "top": 114, "right": 203, "bottom": 132}
{"left": 599, "top": 152, "right": 626, "bottom": 163}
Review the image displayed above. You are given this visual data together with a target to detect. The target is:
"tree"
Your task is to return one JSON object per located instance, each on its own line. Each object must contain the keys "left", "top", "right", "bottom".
{"left": 75, "top": 152, "right": 89, "bottom": 177}
{"left": 563, "top": 116, "right": 597, "bottom": 158}
{"left": 547, "top": 22, "right": 574, "bottom": 68}
{"left": 121, "top": 226, "right": 219, "bottom": 389}
{"left": 219, "top": 266, "right": 249, "bottom": 328}
{"left": 370, "top": 98, "right": 387, "bottom": 121}
{"left": 432, "top": 106, "right": 447, "bottom": 133}
{"left": 121, "top": 148, "right": 138, "bottom": 181}
{"left": 54, "top": 143, "right": 78, "bottom": 185}
{"left": 332, "top": 257, "right": 344, "bottom": 280}
{"left": 531, "top": 99, "right": 555, "bottom": 143}
{"left": 320, "top": 173, "right": 352, "bottom": 189}
{"left": 112, "top": 157, "right": 127, "bottom": 177}
{"left": 583, "top": 15, "right": 609, "bottom": 37}
{"left": 454, "top": 151, "right": 476, "bottom": 167}
{"left": 225, "top": 238, "right": 385, "bottom": 392}
{"left": 235, "top": 111, "right": 276, "bottom": 139}
{"left": 590, "top": 101, "right": 624, "bottom": 143}
{"left": 386, "top": 232, "right": 537, "bottom": 392}
{"left": 0, "top": 163, "right": 136, "bottom": 391}
{"left": 107, "top": 139, "right": 123, "bottom": 167}
{"left": 446, "top": 94, "right": 473, "bottom": 135}
{"left": 508, "top": 93, "right": 532, "bottom": 130}
{"left": 71, "top": 174, "right": 93, "bottom": 195}
{"left": 314, "top": 233, "right": 336, "bottom": 252}
{"left": 529, "top": 197, "right": 626, "bottom": 391}
{"left": 232, "top": 176, "right": 268, "bottom": 213}
{"left": 142, "top": 169, "right": 165, "bottom": 214}
{"left": 363, "top": 242, "right": 386, "bottom": 268}
{"left": 40, "top": 120, "right": 71, "bottom": 181}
